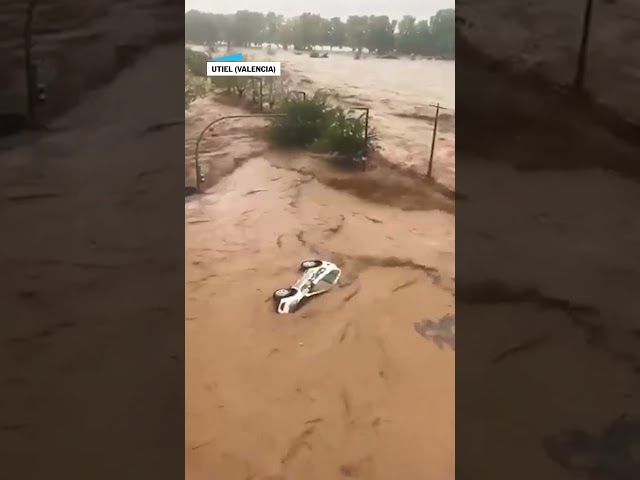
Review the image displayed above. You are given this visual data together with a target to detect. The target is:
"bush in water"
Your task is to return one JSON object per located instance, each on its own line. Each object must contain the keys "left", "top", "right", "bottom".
{"left": 185, "top": 68, "right": 209, "bottom": 109}
{"left": 185, "top": 48, "right": 209, "bottom": 77}
{"left": 208, "top": 53, "right": 251, "bottom": 97}
{"left": 312, "top": 107, "right": 376, "bottom": 158}
{"left": 184, "top": 48, "right": 211, "bottom": 109}
{"left": 210, "top": 75, "right": 251, "bottom": 96}
{"left": 210, "top": 54, "right": 292, "bottom": 107}
{"left": 269, "top": 91, "right": 376, "bottom": 160}
{"left": 269, "top": 92, "right": 333, "bottom": 147}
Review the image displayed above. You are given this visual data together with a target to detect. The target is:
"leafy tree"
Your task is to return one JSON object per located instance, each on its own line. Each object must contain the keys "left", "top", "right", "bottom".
{"left": 365, "top": 16, "right": 396, "bottom": 54}
{"left": 293, "top": 13, "right": 327, "bottom": 49}
{"left": 185, "top": 10, "right": 219, "bottom": 45}
{"left": 184, "top": 9, "right": 456, "bottom": 58}
{"left": 279, "top": 18, "right": 295, "bottom": 49}
{"left": 319, "top": 17, "right": 332, "bottom": 48}
{"left": 346, "top": 16, "right": 369, "bottom": 53}
{"left": 429, "top": 9, "right": 454, "bottom": 58}
{"left": 230, "top": 10, "right": 264, "bottom": 47}
{"left": 185, "top": 48, "right": 208, "bottom": 77}
{"left": 327, "top": 17, "right": 346, "bottom": 50}
{"left": 415, "top": 20, "right": 432, "bottom": 55}
{"left": 265, "top": 12, "right": 283, "bottom": 45}
{"left": 396, "top": 15, "right": 417, "bottom": 54}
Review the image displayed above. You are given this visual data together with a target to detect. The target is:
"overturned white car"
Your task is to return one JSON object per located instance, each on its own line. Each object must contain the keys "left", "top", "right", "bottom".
{"left": 273, "top": 260, "right": 342, "bottom": 313}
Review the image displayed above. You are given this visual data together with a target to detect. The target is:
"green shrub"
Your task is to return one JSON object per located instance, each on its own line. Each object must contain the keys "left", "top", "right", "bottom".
{"left": 312, "top": 108, "right": 371, "bottom": 157}
{"left": 253, "top": 70, "right": 292, "bottom": 110}
{"left": 184, "top": 48, "right": 211, "bottom": 109}
{"left": 185, "top": 69, "right": 209, "bottom": 109}
{"left": 269, "top": 93, "right": 333, "bottom": 147}
{"left": 209, "top": 55, "right": 292, "bottom": 107}
{"left": 208, "top": 53, "right": 252, "bottom": 97}
{"left": 269, "top": 92, "right": 376, "bottom": 160}
{"left": 185, "top": 48, "right": 209, "bottom": 77}
{"left": 211, "top": 75, "right": 250, "bottom": 96}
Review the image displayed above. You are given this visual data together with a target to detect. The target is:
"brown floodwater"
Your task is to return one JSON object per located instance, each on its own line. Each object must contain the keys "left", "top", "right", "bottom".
{"left": 190, "top": 46, "right": 456, "bottom": 188}
{"left": 185, "top": 51, "right": 456, "bottom": 480}
{"left": 273, "top": 50, "right": 456, "bottom": 188}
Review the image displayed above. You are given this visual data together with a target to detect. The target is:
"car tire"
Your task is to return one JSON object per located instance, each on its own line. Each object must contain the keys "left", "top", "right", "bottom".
{"left": 300, "top": 260, "right": 322, "bottom": 270}
{"left": 273, "top": 288, "right": 295, "bottom": 299}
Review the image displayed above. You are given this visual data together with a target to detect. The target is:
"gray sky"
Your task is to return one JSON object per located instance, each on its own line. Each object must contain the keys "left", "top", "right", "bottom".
{"left": 184, "top": 0, "right": 454, "bottom": 20}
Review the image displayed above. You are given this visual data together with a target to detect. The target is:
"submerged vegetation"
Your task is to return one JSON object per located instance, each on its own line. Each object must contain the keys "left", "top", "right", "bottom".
{"left": 184, "top": 49, "right": 209, "bottom": 109}
{"left": 185, "top": 48, "right": 293, "bottom": 110}
{"left": 269, "top": 93, "right": 377, "bottom": 162}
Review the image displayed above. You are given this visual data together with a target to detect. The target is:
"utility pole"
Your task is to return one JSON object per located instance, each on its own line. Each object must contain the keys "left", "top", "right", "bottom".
{"left": 428, "top": 102, "right": 447, "bottom": 178}
{"left": 574, "top": 0, "right": 594, "bottom": 92}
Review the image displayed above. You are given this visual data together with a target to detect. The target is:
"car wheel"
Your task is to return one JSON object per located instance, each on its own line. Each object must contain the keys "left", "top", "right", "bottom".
{"left": 273, "top": 288, "right": 294, "bottom": 299}
{"left": 300, "top": 260, "right": 322, "bottom": 270}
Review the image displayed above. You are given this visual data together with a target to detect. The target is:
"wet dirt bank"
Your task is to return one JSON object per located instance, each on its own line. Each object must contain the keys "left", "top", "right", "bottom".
{"left": 185, "top": 99, "right": 455, "bottom": 479}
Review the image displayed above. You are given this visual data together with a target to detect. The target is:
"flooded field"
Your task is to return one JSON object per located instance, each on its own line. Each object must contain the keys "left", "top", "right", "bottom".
{"left": 185, "top": 50, "right": 456, "bottom": 479}
{"left": 279, "top": 51, "right": 456, "bottom": 188}
{"left": 190, "top": 46, "right": 455, "bottom": 187}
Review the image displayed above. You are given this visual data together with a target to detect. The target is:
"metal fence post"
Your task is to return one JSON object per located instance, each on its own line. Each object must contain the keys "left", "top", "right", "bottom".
{"left": 364, "top": 108, "right": 369, "bottom": 152}
{"left": 193, "top": 113, "right": 286, "bottom": 192}
{"left": 289, "top": 90, "right": 306, "bottom": 101}
{"left": 427, "top": 102, "right": 447, "bottom": 178}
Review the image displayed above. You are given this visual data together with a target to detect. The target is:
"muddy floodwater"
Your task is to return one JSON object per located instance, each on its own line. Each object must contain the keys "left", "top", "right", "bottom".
{"left": 185, "top": 50, "right": 455, "bottom": 480}
{"left": 277, "top": 51, "right": 456, "bottom": 188}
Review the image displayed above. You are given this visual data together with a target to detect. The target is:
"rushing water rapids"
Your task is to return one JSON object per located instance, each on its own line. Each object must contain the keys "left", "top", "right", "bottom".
{"left": 280, "top": 50, "right": 456, "bottom": 188}
{"left": 185, "top": 49, "right": 456, "bottom": 480}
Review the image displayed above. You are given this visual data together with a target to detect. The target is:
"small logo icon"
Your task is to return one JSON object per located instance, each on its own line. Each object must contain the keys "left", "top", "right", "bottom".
{"left": 210, "top": 53, "right": 243, "bottom": 62}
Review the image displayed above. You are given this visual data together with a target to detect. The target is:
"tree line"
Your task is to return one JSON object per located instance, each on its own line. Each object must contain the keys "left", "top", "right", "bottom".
{"left": 185, "top": 9, "right": 454, "bottom": 58}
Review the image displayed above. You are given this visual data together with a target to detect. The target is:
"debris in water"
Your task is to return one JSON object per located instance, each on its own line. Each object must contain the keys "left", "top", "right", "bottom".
{"left": 414, "top": 313, "right": 455, "bottom": 350}
{"left": 244, "top": 189, "right": 266, "bottom": 196}
{"left": 392, "top": 278, "right": 418, "bottom": 292}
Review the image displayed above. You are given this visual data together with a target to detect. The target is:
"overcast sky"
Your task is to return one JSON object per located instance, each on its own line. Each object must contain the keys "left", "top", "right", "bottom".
{"left": 184, "top": 0, "right": 454, "bottom": 20}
